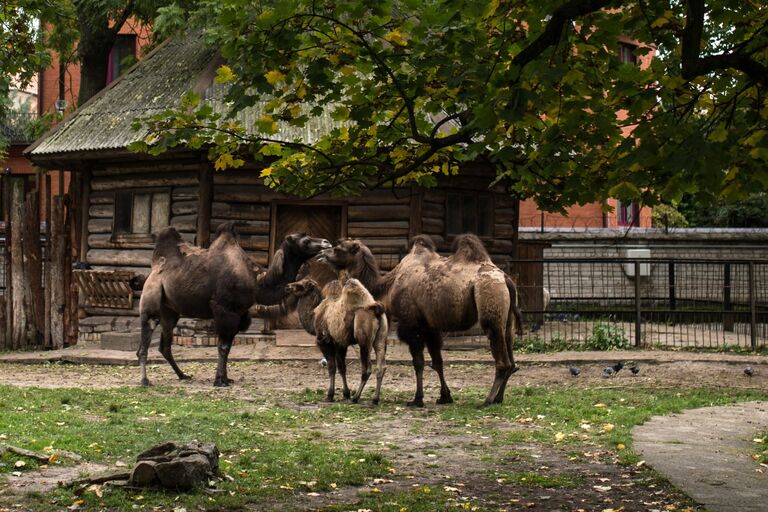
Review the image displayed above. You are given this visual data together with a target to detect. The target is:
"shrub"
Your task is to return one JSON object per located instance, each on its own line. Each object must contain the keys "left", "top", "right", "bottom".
{"left": 585, "top": 322, "right": 629, "bottom": 350}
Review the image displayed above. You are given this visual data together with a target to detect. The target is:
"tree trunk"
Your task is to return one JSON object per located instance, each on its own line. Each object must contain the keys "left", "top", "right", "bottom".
{"left": 50, "top": 197, "right": 66, "bottom": 349}
{"left": 76, "top": 13, "right": 115, "bottom": 106}
{"left": 9, "top": 178, "right": 27, "bottom": 348}
{"left": 22, "top": 190, "right": 44, "bottom": 346}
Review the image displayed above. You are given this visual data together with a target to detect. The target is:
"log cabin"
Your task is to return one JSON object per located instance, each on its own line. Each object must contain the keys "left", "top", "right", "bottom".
{"left": 25, "top": 32, "right": 523, "bottom": 346}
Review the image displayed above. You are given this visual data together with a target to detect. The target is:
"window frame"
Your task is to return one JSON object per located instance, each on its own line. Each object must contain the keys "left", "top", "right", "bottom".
{"left": 107, "top": 34, "right": 137, "bottom": 84}
{"left": 617, "top": 42, "right": 638, "bottom": 65}
{"left": 109, "top": 187, "right": 171, "bottom": 243}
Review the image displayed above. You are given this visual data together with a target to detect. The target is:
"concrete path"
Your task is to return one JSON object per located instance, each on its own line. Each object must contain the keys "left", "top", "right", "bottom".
{"left": 633, "top": 401, "right": 768, "bottom": 512}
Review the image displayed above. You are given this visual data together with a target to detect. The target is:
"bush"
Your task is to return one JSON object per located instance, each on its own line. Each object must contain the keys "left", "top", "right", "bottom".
{"left": 585, "top": 322, "right": 629, "bottom": 350}
{"left": 652, "top": 204, "right": 688, "bottom": 228}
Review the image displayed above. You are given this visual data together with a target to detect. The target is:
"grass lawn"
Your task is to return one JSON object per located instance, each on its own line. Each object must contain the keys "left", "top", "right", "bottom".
{"left": 0, "top": 379, "right": 766, "bottom": 511}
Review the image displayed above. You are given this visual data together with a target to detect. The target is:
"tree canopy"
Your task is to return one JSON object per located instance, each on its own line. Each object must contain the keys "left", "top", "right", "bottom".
{"left": 129, "top": 0, "right": 765, "bottom": 210}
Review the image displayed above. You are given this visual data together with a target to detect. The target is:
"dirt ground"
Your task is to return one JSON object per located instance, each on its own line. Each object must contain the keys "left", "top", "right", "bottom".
{"left": 0, "top": 358, "right": 765, "bottom": 511}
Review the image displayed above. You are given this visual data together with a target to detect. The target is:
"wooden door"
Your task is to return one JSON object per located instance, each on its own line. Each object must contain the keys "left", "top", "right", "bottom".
{"left": 273, "top": 204, "right": 343, "bottom": 252}
{"left": 510, "top": 242, "right": 550, "bottom": 322}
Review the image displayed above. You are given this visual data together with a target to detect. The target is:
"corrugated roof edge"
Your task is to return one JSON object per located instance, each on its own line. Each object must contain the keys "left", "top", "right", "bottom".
{"left": 24, "top": 34, "right": 183, "bottom": 161}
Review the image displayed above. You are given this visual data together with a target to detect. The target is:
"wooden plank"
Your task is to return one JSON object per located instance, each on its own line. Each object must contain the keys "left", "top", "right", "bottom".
{"left": 237, "top": 235, "right": 270, "bottom": 252}
{"left": 88, "top": 218, "right": 113, "bottom": 234}
{"left": 211, "top": 202, "right": 270, "bottom": 221}
{"left": 210, "top": 219, "right": 270, "bottom": 236}
{"left": 172, "top": 200, "right": 198, "bottom": 216}
{"left": 44, "top": 174, "right": 52, "bottom": 349}
{"left": 172, "top": 186, "right": 199, "bottom": 201}
{"left": 409, "top": 186, "right": 423, "bottom": 240}
{"left": 90, "top": 172, "right": 197, "bottom": 191}
{"left": 422, "top": 217, "right": 444, "bottom": 234}
{"left": 23, "top": 189, "right": 43, "bottom": 346}
{"left": 197, "top": 164, "right": 213, "bottom": 247}
{"left": 89, "top": 190, "right": 114, "bottom": 205}
{"left": 86, "top": 249, "right": 153, "bottom": 267}
{"left": 131, "top": 193, "right": 151, "bottom": 234}
{"left": 213, "top": 172, "right": 268, "bottom": 186}
{"left": 348, "top": 204, "right": 411, "bottom": 222}
{"left": 422, "top": 201, "right": 444, "bottom": 219}
{"left": 348, "top": 226, "right": 409, "bottom": 237}
{"left": 88, "top": 232, "right": 194, "bottom": 249}
{"left": 89, "top": 204, "right": 113, "bottom": 218}
{"left": 80, "top": 170, "right": 91, "bottom": 262}
{"left": 170, "top": 214, "right": 197, "bottom": 232}
{"left": 213, "top": 185, "right": 272, "bottom": 203}
{"left": 92, "top": 162, "right": 201, "bottom": 176}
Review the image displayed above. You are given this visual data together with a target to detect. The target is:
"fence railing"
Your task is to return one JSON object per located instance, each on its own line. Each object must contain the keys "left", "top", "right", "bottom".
{"left": 509, "top": 258, "right": 768, "bottom": 350}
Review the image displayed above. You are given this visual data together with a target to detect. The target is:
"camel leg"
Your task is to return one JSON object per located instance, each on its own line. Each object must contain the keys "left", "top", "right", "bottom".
{"left": 212, "top": 302, "right": 241, "bottom": 387}
{"left": 336, "top": 345, "right": 351, "bottom": 400}
{"left": 352, "top": 344, "right": 372, "bottom": 404}
{"left": 317, "top": 339, "right": 337, "bottom": 402}
{"left": 158, "top": 308, "right": 190, "bottom": 381}
{"left": 494, "top": 317, "right": 519, "bottom": 404}
{"left": 372, "top": 325, "right": 387, "bottom": 406}
{"left": 138, "top": 313, "right": 156, "bottom": 386}
{"left": 425, "top": 330, "right": 453, "bottom": 404}
{"left": 398, "top": 322, "right": 425, "bottom": 408}
{"left": 481, "top": 320, "right": 513, "bottom": 407}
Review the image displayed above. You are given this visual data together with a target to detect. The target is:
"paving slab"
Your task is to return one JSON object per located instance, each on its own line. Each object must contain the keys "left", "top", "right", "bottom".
{"left": 633, "top": 401, "right": 768, "bottom": 512}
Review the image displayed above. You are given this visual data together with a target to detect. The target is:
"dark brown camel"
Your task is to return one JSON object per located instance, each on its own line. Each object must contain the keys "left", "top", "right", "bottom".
{"left": 320, "top": 234, "right": 522, "bottom": 407}
{"left": 138, "top": 223, "right": 330, "bottom": 387}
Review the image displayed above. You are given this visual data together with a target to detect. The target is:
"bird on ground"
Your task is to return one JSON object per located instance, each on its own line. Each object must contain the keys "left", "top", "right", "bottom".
{"left": 602, "top": 367, "right": 615, "bottom": 379}
{"left": 319, "top": 358, "right": 328, "bottom": 368}
{"left": 744, "top": 367, "right": 754, "bottom": 377}
{"left": 612, "top": 362, "right": 624, "bottom": 374}
{"left": 569, "top": 367, "right": 581, "bottom": 377}
{"left": 630, "top": 365, "right": 640, "bottom": 375}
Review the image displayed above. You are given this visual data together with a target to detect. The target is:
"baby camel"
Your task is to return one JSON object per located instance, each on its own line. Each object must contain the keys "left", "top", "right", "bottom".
{"left": 314, "top": 277, "right": 388, "bottom": 404}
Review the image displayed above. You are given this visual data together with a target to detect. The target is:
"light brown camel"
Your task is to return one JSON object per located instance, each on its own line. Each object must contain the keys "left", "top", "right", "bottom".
{"left": 313, "top": 277, "right": 388, "bottom": 404}
{"left": 138, "top": 223, "right": 330, "bottom": 387}
{"left": 320, "top": 234, "right": 520, "bottom": 407}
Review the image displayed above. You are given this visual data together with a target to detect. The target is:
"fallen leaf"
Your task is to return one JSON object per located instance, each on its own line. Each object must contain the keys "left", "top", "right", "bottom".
{"left": 602, "top": 423, "right": 615, "bottom": 433}
{"left": 616, "top": 444, "right": 626, "bottom": 450}
{"left": 593, "top": 485, "right": 612, "bottom": 492}
{"left": 14, "top": 460, "right": 26, "bottom": 468}
{"left": 555, "top": 432, "right": 565, "bottom": 442}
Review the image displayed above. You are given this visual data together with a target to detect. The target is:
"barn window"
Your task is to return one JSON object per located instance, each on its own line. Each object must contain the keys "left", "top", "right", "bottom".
{"left": 617, "top": 42, "right": 638, "bottom": 65}
{"left": 446, "top": 192, "right": 494, "bottom": 237}
{"left": 107, "top": 34, "right": 137, "bottom": 84}
{"left": 112, "top": 190, "right": 170, "bottom": 239}
{"left": 617, "top": 200, "right": 639, "bottom": 227}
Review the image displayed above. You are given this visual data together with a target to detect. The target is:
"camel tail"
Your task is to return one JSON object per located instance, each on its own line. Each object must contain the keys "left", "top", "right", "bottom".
{"left": 505, "top": 276, "right": 524, "bottom": 337}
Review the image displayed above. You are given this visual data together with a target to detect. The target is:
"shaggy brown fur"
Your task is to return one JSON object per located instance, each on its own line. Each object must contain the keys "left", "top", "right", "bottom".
{"left": 138, "top": 224, "right": 331, "bottom": 387}
{"left": 322, "top": 233, "right": 521, "bottom": 407}
{"left": 313, "top": 277, "right": 388, "bottom": 404}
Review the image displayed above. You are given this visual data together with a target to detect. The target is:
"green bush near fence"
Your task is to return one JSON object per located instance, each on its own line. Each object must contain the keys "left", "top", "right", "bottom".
{"left": 585, "top": 322, "right": 629, "bottom": 350}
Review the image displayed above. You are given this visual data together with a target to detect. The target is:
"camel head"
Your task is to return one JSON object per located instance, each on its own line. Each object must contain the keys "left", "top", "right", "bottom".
{"left": 318, "top": 238, "right": 363, "bottom": 271}
{"left": 281, "top": 232, "right": 332, "bottom": 261}
{"left": 284, "top": 278, "right": 319, "bottom": 297}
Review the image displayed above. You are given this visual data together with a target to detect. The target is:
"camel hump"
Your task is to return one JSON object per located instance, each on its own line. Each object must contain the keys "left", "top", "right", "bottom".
{"left": 215, "top": 221, "right": 238, "bottom": 238}
{"left": 409, "top": 234, "right": 437, "bottom": 252}
{"left": 450, "top": 233, "right": 491, "bottom": 263}
{"left": 153, "top": 227, "right": 184, "bottom": 262}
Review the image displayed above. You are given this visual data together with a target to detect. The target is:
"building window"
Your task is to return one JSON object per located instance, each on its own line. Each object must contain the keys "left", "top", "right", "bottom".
{"left": 617, "top": 42, "right": 638, "bottom": 65}
{"left": 617, "top": 200, "right": 639, "bottom": 227}
{"left": 112, "top": 190, "right": 170, "bottom": 238}
{"left": 446, "top": 192, "right": 494, "bottom": 237}
{"left": 107, "top": 35, "right": 137, "bottom": 84}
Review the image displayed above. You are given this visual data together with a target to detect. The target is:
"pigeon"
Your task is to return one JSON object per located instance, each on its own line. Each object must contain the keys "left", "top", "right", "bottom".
{"left": 744, "top": 367, "right": 754, "bottom": 377}
{"left": 569, "top": 367, "right": 581, "bottom": 377}
{"left": 531, "top": 323, "right": 542, "bottom": 333}
{"left": 601, "top": 367, "right": 615, "bottom": 378}
{"left": 612, "top": 362, "right": 624, "bottom": 374}
{"left": 630, "top": 365, "right": 640, "bottom": 375}
{"left": 319, "top": 358, "right": 328, "bottom": 368}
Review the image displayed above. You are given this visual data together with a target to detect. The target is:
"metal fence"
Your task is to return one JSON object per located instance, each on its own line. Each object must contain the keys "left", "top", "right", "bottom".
{"left": 511, "top": 258, "right": 768, "bottom": 350}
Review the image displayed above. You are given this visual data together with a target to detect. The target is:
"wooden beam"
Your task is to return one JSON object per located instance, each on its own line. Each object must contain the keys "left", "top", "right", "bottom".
{"left": 79, "top": 169, "right": 91, "bottom": 261}
{"left": 409, "top": 186, "right": 423, "bottom": 240}
{"left": 197, "top": 163, "right": 213, "bottom": 247}
{"left": 44, "top": 173, "right": 52, "bottom": 349}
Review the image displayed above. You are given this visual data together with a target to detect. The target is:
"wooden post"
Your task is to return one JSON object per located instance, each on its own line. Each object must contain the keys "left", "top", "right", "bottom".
{"left": 9, "top": 178, "right": 28, "bottom": 348}
{"left": 634, "top": 261, "right": 642, "bottom": 347}
{"left": 64, "top": 191, "right": 76, "bottom": 346}
{"left": 50, "top": 196, "right": 66, "bottom": 349}
{"left": 408, "top": 186, "right": 423, "bottom": 242}
{"left": 510, "top": 196, "right": 520, "bottom": 260}
{"left": 3, "top": 175, "right": 12, "bottom": 348}
{"left": 23, "top": 189, "right": 44, "bottom": 346}
{"left": 79, "top": 170, "right": 91, "bottom": 260}
{"left": 749, "top": 262, "right": 757, "bottom": 351}
{"left": 44, "top": 174, "right": 52, "bottom": 349}
{"left": 723, "top": 262, "right": 733, "bottom": 332}
{"left": 197, "top": 163, "right": 213, "bottom": 248}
